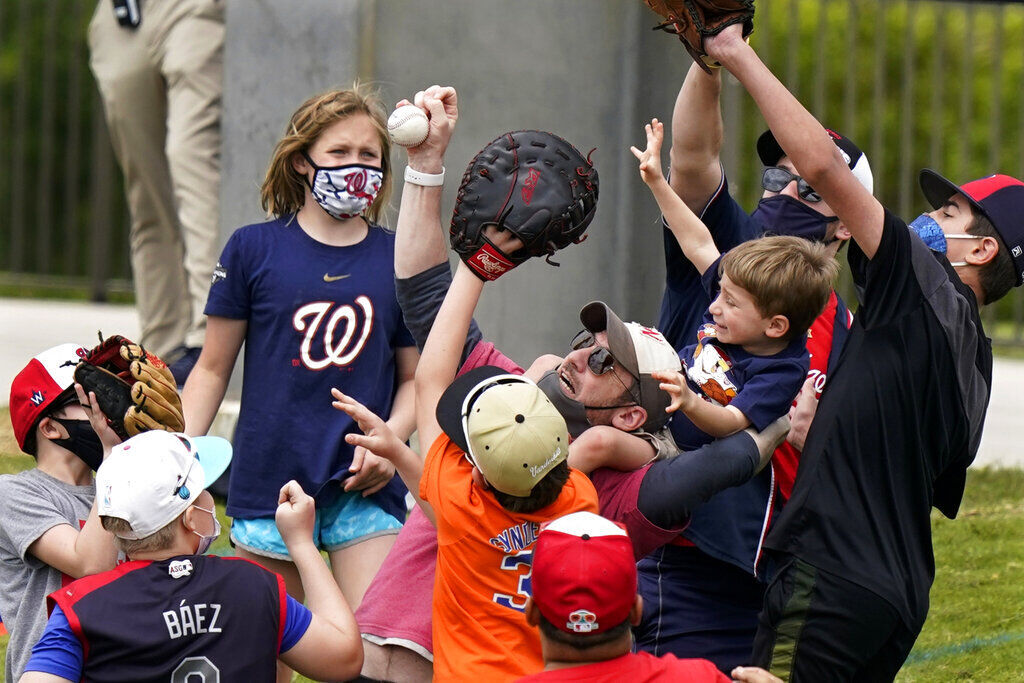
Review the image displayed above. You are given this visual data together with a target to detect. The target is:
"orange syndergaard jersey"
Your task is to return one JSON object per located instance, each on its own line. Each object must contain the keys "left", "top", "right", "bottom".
{"left": 420, "top": 433, "right": 599, "bottom": 682}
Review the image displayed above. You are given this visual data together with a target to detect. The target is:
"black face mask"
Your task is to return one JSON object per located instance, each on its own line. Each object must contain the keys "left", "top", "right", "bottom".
{"left": 537, "top": 370, "right": 593, "bottom": 439}
{"left": 50, "top": 418, "right": 104, "bottom": 471}
{"left": 750, "top": 194, "right": 839, "bottom": 243}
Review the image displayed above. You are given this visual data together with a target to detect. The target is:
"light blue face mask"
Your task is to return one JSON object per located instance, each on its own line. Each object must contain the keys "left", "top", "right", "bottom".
{"left": 907, "top": 214, "right": 978, "bottom": 266}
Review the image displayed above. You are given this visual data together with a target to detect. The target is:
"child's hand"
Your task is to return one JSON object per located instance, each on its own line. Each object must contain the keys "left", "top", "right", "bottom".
{"left": 74, "top": 383, "right": 122, "bottom": 456}
{"left": 629, "top": 118, "right": 666, "bottom": 185}
{"left": 275, "top": 480, "right": 316, "bottom": 548}
{"left": 344, "top": 448, "right": 396, "bottom": 496}
{"left": 332, "top": 388, "right": 401, "bottom": 494}
{"left": 652, "top": 369, "right": 698, "bottom": 414}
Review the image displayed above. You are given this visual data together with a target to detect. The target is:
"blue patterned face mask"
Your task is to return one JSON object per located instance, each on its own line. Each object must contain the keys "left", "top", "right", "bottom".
{"left": 907, "top": 214, "right": 978, "bottom": 266}
{"left": 302, "top": 152, "right": 383, "bottom": 220}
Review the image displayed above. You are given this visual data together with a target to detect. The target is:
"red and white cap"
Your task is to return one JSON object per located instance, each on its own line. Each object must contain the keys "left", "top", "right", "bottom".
{"left": 579, "top": 302, "right": 681, "bottom": 431}
{"left": 9, "top": 343, "right": 88, "bottom": 452}
{"left": 531, "top": 511, "right": 637, "bottom": 635}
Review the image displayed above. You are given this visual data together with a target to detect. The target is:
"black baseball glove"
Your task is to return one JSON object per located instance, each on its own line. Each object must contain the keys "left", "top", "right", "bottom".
{"left": 74, "top": 334, "right": 186, "bottom": 440}
{"left": 450, "top": 130, "right": 599, "bottom": 281}
{"left": 643, "top": 0, "right": 755, "bottom": 74}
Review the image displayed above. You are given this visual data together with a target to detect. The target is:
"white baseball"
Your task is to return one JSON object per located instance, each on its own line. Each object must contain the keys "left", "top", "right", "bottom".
{"left": 387, "top": 105, "right": 429, "bottom": 147}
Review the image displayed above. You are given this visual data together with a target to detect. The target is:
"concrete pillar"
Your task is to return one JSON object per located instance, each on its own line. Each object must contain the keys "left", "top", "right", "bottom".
{"left": 221, "top": 0, "right": 693, "bottom": 365}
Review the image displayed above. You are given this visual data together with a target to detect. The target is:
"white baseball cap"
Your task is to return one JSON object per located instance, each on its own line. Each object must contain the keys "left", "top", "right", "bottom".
{"left": 579, "top": 302, "right": 682, "bottom": 431}
{"left": 96, "top": 431, "right": 232, "bottom": 540}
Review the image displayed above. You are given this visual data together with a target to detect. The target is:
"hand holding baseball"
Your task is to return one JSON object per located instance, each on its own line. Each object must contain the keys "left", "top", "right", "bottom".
{"left": 388, "top": 105, "right": 429, "bottom": 147}
{"left": 395, "top": 85, "right": 459, "bottom": 170}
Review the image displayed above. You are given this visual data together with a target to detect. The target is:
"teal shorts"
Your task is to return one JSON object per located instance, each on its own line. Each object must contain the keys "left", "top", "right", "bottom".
{"left": 231, "top": 490, "right": 403, "bottom": 560}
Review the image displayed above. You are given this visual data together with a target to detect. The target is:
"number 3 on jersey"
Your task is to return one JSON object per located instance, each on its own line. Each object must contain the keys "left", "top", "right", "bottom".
{"left": 492, "top": 549, "right": 533, "bottom": 612}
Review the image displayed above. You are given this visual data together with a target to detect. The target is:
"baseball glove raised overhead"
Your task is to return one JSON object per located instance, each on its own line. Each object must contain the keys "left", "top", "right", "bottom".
{"left": 74, "top": 334, "right": 185, "bottom": 440}
{"left": 643, "top": 0, "right": 755, "bottom": 74}
{"left": 450, "top": 130, "right": 599, "bottom": 281}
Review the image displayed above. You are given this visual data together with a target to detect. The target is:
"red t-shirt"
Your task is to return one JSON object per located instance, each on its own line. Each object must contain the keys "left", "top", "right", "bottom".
{"left": 515, "top": 651, "right": 730, "bottom": 682}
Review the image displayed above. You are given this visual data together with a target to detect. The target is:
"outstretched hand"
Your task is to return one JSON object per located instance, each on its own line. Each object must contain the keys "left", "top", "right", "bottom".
{"left": 630, "top": 118, "right": 666, "bottom": 186}
{"left": 332, "top": 388, "right": 404, "bottom": 496}
{"left": 651, "top": 369, "right": 697, "bottom": 414}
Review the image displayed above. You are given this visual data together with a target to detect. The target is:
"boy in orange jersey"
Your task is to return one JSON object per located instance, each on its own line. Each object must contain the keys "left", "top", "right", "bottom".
{"left": 333, "top": 258, "right": 599, "bottom": 682}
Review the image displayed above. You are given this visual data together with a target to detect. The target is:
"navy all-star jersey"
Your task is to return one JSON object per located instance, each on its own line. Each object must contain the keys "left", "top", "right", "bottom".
{"left": 39, "top": 555, "right": 306, "bottom": 683}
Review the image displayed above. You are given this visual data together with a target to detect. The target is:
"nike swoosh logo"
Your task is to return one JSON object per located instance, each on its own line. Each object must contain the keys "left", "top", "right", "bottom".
{"left": 323, "top": 273, "right": 351, "bottom": 282}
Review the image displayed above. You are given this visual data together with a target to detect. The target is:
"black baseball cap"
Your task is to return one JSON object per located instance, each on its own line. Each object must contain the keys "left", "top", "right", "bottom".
{"left": 919, "top": 169, "right": 1024, "bottom": 286}
{"left": 757, "top": 128, "right": 873, "bottom": 194}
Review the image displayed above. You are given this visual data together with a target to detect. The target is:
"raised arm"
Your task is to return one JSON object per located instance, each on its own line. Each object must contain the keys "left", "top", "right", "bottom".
{"left": 633, "top": 118, "right": 721, "bottom": 274}
{"left": 394, "top": 85, "right": 459, "bottom": 279}
{"left": 276, "top": 481, "right": 363, "bottom": 681}
{"left": 414, "top": 262, "right": 485, "bottom": 449}
{"left": 669, "top": 63, "right": 726, "bottom": 211}
{"left": 705, "top": 28, "right": 885, "bottom": 257}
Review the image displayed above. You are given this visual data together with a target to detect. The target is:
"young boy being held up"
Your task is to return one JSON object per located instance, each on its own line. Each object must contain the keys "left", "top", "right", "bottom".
{"left": 332, "top": 259, "right": 598, "bottom": 683}
{"left": 569, "top": 119, "right": 836, "bottom": 474}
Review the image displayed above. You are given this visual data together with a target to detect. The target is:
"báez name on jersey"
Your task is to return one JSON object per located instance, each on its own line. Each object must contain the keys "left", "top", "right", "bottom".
{"left": 163, "top": 600, "right": 223, "bottom": 639}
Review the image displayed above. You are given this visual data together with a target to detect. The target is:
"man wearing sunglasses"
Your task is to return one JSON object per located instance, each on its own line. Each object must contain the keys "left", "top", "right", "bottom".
{"left": 706, "top": 24, "right": 1024, "bottom": 679}
{"left": 351, "top": 85, "right": 787, "bottom": 682}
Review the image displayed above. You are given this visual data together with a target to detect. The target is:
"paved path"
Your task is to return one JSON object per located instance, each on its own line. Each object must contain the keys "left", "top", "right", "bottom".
{"left": 1, "top": 297, "right": 1021, "bottom": 467}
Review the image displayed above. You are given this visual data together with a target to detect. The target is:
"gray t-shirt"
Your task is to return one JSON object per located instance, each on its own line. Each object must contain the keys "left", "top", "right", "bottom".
{"left": 0, "top": 468, "right": 94, "bottom": 683}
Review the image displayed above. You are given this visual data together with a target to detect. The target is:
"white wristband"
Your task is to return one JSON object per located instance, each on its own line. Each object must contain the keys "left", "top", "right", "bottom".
{"left": 404, "top": 165, "right": 445, "bottom": 187}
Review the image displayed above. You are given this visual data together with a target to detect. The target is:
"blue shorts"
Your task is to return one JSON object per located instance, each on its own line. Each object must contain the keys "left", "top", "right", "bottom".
{"left": 231, "top": 490, "right": 403, "bottom": 560}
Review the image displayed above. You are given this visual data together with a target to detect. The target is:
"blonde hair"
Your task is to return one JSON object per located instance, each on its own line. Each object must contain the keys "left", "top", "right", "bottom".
{"left": 101, "top": 515, "right": 180, "bottom": 557}
{"left": 720, "top": 235, "right": 838, "bottom": 341}
{"left": 260, "top": 83, "right": 393, "bottom": 223}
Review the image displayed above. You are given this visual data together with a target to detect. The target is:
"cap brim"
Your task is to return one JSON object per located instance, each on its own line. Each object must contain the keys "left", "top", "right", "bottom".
{"left": 435, "top": 366, "right": 514, "bottom": 454}
{"left": 579, "top": 302, "right": 640, "bottom": 381}
{"left": 191, "top": 436, "right": 232, "bottom": 490}
{"left": 756, "top": 130, "right": 785, "bottom": 167}
{"left": 919, "top": 168, "right": 987, "bottom": 218}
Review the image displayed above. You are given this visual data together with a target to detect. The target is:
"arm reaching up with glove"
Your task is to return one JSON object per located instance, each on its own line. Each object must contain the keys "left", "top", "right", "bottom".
{"left": 632, "top": 118, "right": 722, "bottom": 275}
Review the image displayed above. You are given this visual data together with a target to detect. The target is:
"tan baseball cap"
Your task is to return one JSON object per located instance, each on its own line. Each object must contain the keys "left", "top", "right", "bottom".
{"left": 436, "top": 366, "right": 569, "bottom": 497}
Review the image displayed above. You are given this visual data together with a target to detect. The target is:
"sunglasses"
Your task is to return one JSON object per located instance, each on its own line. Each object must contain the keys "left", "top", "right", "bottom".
{"left": 569, "top": 331, "right": 640, "bottom": 406}
{"left": 761, "top": 167, "right": 822, "bottom": 203}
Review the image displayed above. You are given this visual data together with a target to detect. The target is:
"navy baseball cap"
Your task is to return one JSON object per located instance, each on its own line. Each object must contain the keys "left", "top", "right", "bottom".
{"left": 919, "top": 169, "right": 1024, "bottom": 286}
{"left": 757, "top": 128, "right": 873, "bottom": 194}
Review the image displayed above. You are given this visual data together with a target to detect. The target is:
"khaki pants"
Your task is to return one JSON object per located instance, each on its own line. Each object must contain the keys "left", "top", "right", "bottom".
{"left": 88, "top": 0, "right": 223, "bottom": 356}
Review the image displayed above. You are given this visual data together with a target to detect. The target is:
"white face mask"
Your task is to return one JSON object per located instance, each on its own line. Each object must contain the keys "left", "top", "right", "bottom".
{"left": 190, "top": 503, "right": 221, "bottom": 555}
{"left": 302, "top": 152, "right": 383, "bottom": 220}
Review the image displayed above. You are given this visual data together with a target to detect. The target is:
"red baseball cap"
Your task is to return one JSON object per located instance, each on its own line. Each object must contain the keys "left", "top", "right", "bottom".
{"left": 920, "top": 169, "right": 1024, "bottom": 286}
{"left": 9, "top": 344, "right": 88, "bottom": 452}
{"left": 531, "top": 512, "right": 636, "bottom": 635}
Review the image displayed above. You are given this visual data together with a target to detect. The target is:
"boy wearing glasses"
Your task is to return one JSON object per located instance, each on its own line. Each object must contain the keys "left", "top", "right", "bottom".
{"left": 21, "top": 430, "right": 364, "bottom": 683}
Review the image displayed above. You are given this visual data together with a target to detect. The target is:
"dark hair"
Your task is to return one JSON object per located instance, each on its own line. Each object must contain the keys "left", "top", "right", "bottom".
{"left": 538, "top": 613, "right": 631, "bottom": 650}
{"left": 968, "top": 213, "right": 1016, "bottom": 304}
{"left": 493, "top": 461, "right": 569, "bottom": 513}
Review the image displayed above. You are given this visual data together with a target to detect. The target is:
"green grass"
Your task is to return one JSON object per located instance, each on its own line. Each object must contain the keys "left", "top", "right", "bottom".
{"left": 2, "top": 407, "right": 1023, "bottom": 681}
